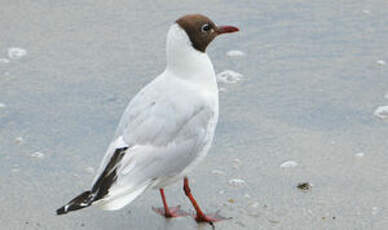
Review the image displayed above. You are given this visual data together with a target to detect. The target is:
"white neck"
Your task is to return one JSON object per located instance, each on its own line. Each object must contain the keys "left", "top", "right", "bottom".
{"left": 164, "top": 24, "right": 217, "bottom": 89}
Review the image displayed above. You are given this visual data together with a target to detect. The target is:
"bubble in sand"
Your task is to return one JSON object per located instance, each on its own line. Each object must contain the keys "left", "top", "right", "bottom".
{"left": 216, "top": 70, "right": 243, "bottom": 84}
{"left": 219, "top": 87, "right": 227, "bottom": 93}
{"left": 249, "top": 201, "right": 260, "bottom": 208}
{"left": 226, "top": 50, "right": 245, "bottom": 57}
{"left": 212, "top": 169, "right": 225, "bottom": 175}
{"left": 377, "top": 60, "right": 386, "bottom": 66}
{"left": 85, "top": 166, "right": 95, "bottom": 174}
{"left": 0, "top": 103, "right": 6, "bottom": 108}
{"left": 355, "top": 152, "right": 365, "bottom": 158}
{"left": 232, "top": 158, "right": 242, "bottom": 169}
{"left": 245, "top": 201, "right": 261, "bottom": 217}
{"left": 0, "top": 58, "right": 10, "bottom": 64}
{"left": 7, "top": 47, "right": 27, "bottom": 59}
{"left": 31, "top": 151, "right": 44, "bottom": 158}
{"left": 374, "top": 106, "right": 388, "bottom": 119}
{"left": 280, "top": 160, "right": 298, "bottom": 168}
{"left": 228, "top": 178, "right": 246, "bottom": 187}
{"left": 372, "top": 207, "right": 380, "bottom": 215}
{"left": 15, "top": 137, "right": 24, "bottom": 144}
{"left": 362, "top": 9, "right": 371, "bottom": 14}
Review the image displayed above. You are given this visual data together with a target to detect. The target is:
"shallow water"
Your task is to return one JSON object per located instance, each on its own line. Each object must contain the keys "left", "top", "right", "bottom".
{"left": 1, "top": 0, "right": 388, "bottom": 229}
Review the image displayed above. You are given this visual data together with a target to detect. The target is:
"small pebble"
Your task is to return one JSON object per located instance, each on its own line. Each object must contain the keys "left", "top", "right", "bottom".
{"left": 226, "top": 50, "right": 245, "bottom": 57}
{"left": 374, "top": 106, "right": 388, "bottom": 119}
{"left": 280, "top": 160, "right": 298, "bottom": 168}
{"left": 7, "top": 47, "right": 27, "bottom": 59}
{"left": 228, "top": 178, "right": 246, "bottom": 187}
{"left": 297, "top": 182, "right": 312, "bottom": 191}
{"left": 0, "top": 103, "right": 6, "bottom": 108}
{"left": 218, "top": 190, "right": 225, "bottom": 195}
{"left": 377, "top": 60, "right": 386, "bottom": 66}
{"left": 31, "top": 151, "right": 45, "bottom": 159}
{"left": 216, "top": 70, "right": 243, "bottom": 84}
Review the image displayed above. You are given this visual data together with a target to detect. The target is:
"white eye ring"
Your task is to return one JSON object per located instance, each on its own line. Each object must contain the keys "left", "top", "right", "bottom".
{"left": 201, "top": 24, "right": 211, "bottom": 32}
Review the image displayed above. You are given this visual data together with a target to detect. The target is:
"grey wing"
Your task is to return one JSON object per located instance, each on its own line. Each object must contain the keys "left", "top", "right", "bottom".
{"left": 91, "top": 83, "right": 216, "bottom": 210}
{"left": 117, "top": 97, "right": 216, "bottom": 177}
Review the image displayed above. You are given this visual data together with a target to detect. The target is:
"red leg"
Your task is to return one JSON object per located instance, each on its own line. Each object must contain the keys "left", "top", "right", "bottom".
{"left": 183, "top": 177, "right": 228, "bottom": 226}
{"left": 152, "top": 188, "right": 188, "bottom": 218}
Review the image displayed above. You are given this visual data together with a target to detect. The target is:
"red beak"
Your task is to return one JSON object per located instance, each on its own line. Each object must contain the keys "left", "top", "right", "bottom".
{"left": 217, "top": 25, "right": 239, "bottom": 35}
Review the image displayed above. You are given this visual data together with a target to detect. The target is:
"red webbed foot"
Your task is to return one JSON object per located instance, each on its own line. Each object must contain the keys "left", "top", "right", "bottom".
{"left": 194, "top": 210, "right": 231, "bottom": 226}
{"left": 152, "top": 205, "right": 189, "bottom": 218}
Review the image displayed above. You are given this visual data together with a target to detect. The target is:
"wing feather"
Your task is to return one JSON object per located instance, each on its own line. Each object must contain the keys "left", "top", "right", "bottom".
{"left": 91, "top": 76, "right": 217, "bottom": 208}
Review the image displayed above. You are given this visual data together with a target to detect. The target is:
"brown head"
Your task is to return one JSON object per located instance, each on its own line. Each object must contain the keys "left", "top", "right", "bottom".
{"left": 176, "top": 14, "right": 239, "bottom": 53}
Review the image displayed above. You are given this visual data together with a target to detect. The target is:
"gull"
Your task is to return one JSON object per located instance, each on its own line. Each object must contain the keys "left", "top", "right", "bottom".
{"left": 57, "top": 14, "right": 239, "bottom": 226}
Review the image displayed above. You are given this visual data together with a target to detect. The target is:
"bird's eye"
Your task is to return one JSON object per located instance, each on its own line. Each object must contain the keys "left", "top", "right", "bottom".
{"left": 201, "top": 24, "right": 211, "bottom": 32}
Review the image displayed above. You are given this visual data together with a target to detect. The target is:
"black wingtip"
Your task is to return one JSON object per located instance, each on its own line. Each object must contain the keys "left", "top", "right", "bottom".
{"left": 56, "top": 147, "right": 129, "bottom": 216}
{"left": 56, "top": 191, "right": 93, "bottom": 216}
{"left": 56, "top": 206, "right": 67, "bottom": 215}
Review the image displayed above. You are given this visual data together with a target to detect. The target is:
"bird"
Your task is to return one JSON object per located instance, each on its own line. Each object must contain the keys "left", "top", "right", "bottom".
{"left": 56, "top": 14, "right": 239, "bottom": 226}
